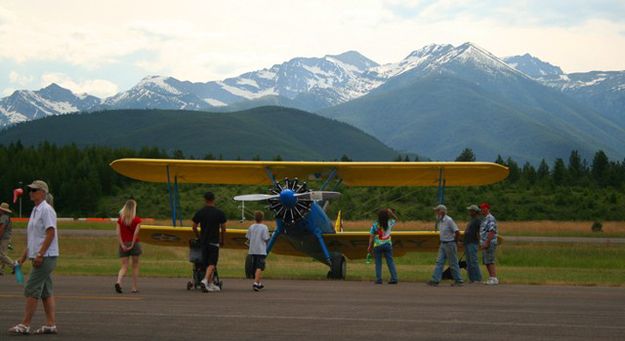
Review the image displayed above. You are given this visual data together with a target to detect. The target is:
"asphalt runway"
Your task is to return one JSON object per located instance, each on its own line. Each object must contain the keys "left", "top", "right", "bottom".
{"left": 2, "top": 276, "right": 625, "bottom": 340}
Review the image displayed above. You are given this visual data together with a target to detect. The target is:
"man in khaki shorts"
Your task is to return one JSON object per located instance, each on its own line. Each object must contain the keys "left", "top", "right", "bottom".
{"left": 8, "top": 180, "right": 59, "bottom": 335}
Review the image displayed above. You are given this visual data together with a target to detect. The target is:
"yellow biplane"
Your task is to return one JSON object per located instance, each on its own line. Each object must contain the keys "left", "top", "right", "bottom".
{"left": 110, "top": 159, "right": 508, "bottom": 279}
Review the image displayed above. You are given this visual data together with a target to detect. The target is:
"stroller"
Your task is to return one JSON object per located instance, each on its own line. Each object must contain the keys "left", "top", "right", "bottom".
{"left": 186, "top": 239, "right": 223, "bottom": 291}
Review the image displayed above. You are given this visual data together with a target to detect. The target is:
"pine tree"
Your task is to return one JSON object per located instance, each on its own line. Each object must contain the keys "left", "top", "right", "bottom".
{"left": 456, "top": 148, "right": 476, "bottom": 162}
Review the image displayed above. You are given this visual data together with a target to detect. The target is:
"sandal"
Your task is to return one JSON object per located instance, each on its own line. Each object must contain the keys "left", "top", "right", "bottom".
{"left": 8, "top": 323, "right": 31, "bottom": 335}
{"left": 34, "top": 325, "right": 58, "bottom": 335}
{"left": 115, "top": 283, "right": 122, "bottom": 294}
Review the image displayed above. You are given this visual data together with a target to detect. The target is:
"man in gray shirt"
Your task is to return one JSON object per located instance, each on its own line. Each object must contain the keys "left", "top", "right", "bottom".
{"left": 427, "top": 204, "right": 463, "bottom": 286}
{"left": 0, "top": 202, "right": 15, "bottom": 275}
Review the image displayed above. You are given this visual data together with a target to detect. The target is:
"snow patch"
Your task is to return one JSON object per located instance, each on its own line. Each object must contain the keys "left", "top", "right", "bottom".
{"left": 236, "top": 78, "right": 259, "bottom": 88}
{"left": 204, "top": 98, "right": 227, "bottom": 106}
{"left": 138, "top": 76, "right": 181, "bottom": 95}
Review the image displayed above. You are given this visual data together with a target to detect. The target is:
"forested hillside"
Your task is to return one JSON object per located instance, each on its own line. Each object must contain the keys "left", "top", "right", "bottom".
{"left": 1, "top": 143, "right": 623, "bottom": 221}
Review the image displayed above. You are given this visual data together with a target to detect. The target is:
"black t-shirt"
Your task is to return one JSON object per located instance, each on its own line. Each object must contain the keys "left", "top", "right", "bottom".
{"left": 463, "top": 217, "right": 481, "bottom": 244}
{"left": 192, "top": 206, "right": 227, "bottom": 245}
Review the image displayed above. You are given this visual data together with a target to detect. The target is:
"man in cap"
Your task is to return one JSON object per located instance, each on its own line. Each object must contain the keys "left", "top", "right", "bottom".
{"left": 8, "top": 180, "right": 59, "bottom": 335}
{"left": 0, "top": 202, "right": 16, "bottom": 275}
{"left": 427, "top": 204, "right": 463, "bottom": 286}
{"left": 479, "top": 202, "right": 499, "bottom": 285}
{"left": 463, "top": 205, "right": 482, "bottom": 283}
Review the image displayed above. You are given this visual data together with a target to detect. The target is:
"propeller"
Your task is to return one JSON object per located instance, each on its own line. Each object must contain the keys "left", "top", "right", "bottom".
{"left": 232, "top": 178, "right": 341, "bottom": 225}
{"left": 233, "top": 194, "right": 279, "bottom": 201}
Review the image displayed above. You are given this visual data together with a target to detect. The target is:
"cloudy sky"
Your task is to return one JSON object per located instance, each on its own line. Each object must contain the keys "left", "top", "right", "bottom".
{"left": 1, "top": 0, "right": 624, "bottom": 98}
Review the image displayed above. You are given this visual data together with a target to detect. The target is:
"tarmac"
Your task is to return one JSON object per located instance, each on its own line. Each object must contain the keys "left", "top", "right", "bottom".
{"left": 1, "top": 275, "right": 624, "bottom": 340}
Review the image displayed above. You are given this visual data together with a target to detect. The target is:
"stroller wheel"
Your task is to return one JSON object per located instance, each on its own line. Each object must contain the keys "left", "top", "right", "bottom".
{"left": 186, "top": 281, "right": 193, "bottom": 290}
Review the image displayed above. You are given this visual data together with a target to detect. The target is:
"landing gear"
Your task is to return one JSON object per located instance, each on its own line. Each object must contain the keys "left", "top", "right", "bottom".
{"left": 327, "top": 254, "right": 346, "bottom": 280}
{"left": 245, "top": 254, "right": 255, "bottom": 279}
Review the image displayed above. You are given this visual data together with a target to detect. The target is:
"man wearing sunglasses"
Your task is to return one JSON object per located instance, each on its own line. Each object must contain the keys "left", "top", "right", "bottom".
{"left": 8, "top": 180, "right": 59, "bottom": 335}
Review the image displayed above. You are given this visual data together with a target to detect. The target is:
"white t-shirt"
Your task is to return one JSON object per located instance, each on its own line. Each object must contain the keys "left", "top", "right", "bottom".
{"left": 27, "top": 200, "right": 59, "bottom": 258}
{"left": 246, "top": 223, "right": 270, "bottom": 255}
{"left": 438, "top": 215, "right": 459, "bottom": 242}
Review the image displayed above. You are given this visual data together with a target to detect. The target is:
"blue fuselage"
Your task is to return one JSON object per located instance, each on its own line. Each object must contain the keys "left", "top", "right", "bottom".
{"left": 273, "top": 202, "right": 336, "bottom": 264}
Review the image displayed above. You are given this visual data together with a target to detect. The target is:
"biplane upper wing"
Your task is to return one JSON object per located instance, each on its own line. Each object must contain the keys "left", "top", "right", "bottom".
{"left": 139, "top": 225, "right": 307, "bottom": 257}
{"left": 110, "top": 159, "right": 509, "bottom": 187}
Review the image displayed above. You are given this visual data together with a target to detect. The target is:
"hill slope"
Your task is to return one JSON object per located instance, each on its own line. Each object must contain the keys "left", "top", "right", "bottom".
{"left": 0, "top": 106, "right": 397, "bottom": 161}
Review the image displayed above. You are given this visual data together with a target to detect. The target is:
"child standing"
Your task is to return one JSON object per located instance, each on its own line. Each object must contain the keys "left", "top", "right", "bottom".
{"left": 246, "top": 211, "right": 270, "bottom": 291}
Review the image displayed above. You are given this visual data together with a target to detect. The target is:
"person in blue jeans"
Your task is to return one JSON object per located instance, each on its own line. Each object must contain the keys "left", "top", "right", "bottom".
{"left": 463, "top": 205, "right": 482, "bottom": 283}
{"left": 367, "top": 208, "right": 398, "bottom": 284}
{"left": 427, "top": 204, "right": 464, "bottom": 286}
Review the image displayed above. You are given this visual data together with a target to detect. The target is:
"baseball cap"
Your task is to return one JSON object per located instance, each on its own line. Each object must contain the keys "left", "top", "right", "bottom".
{"left": 479, "top": 202, "right": 490, "bottom": 209}
{"left": 433, "top": 204, "right": 447, "bottom": 212}
{"left": 27, "top": 180, "right": 49, "bottom": 193}
{"left": 466, "top": 204, "right": 480, "bottom": 212}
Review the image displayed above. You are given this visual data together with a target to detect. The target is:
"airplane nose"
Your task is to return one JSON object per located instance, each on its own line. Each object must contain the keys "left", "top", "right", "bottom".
{"left": 279, "top": 189, "right": 297, "bottom": 208}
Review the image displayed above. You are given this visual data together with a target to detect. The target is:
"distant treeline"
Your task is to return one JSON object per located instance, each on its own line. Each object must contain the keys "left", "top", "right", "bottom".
{"left": 1, "top": 142, "right": 624, "bottom": 221}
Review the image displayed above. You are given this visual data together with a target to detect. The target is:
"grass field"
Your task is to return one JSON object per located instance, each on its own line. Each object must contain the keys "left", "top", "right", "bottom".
{"left": 5, "top": 233, "right": 625, "bottom": 287}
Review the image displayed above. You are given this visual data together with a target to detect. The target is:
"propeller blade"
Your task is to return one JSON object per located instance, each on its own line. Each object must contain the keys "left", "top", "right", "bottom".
{"left": 295, "top": 191, "right": 341, "bottom": 201}
{"left": 233, "top": 194, "right": 280, "bottom": 201}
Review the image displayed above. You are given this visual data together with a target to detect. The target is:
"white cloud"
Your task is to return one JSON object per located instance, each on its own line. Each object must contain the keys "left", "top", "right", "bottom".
{"left": 0, "top": 0, "right": 623, "bottom": 87}
{"left": 2, "top": 87, "right": 15, "bottom": 96}
{"left": 40, "top": 73, "right": 119, "bottom": 98}
{"left": 8, "top": 71, "right": 33, "bottom": 86}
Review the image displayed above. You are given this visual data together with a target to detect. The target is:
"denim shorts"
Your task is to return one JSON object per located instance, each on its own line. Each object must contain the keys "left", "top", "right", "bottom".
{"left": 482, "top": 242, "right": 497, "bottom": 265}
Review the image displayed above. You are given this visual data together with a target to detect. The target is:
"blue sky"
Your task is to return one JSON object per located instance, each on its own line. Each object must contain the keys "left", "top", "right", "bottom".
{"left": 1, "top": 0, "right": 624, "bottom": 98}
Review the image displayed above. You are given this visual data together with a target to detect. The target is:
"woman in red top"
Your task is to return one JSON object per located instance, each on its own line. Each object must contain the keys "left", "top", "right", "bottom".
{"left": 115, "top": 199, "right": 142, "bottom": 294}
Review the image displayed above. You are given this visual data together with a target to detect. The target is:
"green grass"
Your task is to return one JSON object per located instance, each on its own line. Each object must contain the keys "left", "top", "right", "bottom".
{"left": 6, "top": 235, "right": 625, "bottom": 286}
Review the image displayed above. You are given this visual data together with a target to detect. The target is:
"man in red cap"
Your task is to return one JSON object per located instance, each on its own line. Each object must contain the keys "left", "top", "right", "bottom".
{"left": 479, "top": 202, "right": 498, "bottom": 285}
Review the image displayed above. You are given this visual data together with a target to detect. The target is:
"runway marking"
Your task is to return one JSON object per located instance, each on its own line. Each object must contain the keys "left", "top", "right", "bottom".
{"left": 0, "top": 294, "right": 142, "bottom": 301}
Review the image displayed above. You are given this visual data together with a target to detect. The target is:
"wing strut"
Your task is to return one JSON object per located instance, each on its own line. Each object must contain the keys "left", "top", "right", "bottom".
{"left": 437, "top": 167, "right": 447, "bottom": 205}
{"left": 174, "top": 175, "right": 182, "bottom": 226}
{"left": 264, "top": 166, "right": 278, "bottom": 187}
{"left": 166, "top": 166, "right": 176, "bottom": 227}
{"left": 266, "top": 223, "right": 284, "bottom": 255}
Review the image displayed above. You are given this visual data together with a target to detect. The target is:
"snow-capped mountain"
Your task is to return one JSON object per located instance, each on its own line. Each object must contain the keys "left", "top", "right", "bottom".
{"left": 2, "top": 44, "right": 624, "bottom": 133}
{"left": 322, "top": 43, "right": 625, "bottom": 163}
{"left": 0, "top": 83, "right": 100, "bottom": 127}
{"left": 104, "top": 51, "right": 382, "bottom": 112}
{"left": 504, "top": 54, "right": 625, "bottom": 125}
{"left": 370, "top": 42, "right": 525, "bottom": 81}
{"left": 104, "top": 76, "right": 212, "bottom": 110}
{"left": 503, "top": 54, "right": 563, "bottom": 79}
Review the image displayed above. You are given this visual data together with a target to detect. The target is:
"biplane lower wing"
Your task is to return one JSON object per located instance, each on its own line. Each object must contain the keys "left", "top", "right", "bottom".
{"left": 139, "top": 225, "right": 502, "bottom": 260}
{"left": 139, "top": 225, "right": 308, "bottom": 257}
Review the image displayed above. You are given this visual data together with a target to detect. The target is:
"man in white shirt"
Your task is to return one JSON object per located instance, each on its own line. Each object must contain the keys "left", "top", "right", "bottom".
{"left": 8, "top": 180, "right": 59, "bottom": 336}
{"left": 427, "top": 204, "right": 463, "bottom": 286}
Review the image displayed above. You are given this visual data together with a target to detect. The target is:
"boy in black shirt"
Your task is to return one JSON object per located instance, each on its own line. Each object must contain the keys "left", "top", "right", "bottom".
{"left": 192, "top": 192, "right": 227, "bottom": 292}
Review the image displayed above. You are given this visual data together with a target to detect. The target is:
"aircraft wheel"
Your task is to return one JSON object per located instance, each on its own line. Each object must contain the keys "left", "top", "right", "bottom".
{"left": 244, "top": 254, "right": 255, "bottom": 279}
{"left": 328, "top": 254, "right": 346, "bottom": 280}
